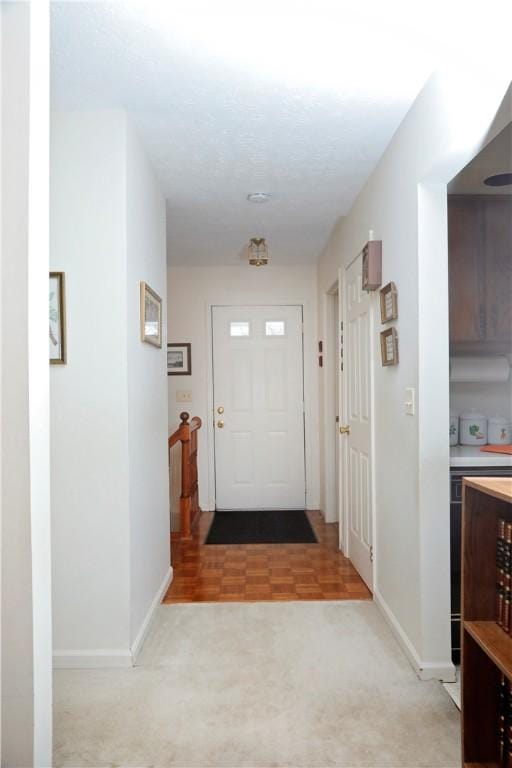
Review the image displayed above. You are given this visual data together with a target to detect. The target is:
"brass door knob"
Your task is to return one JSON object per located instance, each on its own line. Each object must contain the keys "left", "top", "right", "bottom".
{"left": 339, "top": 425, "right": 350, "bottom": 435}
{"left": 217, "top": 420, "right": 224, "bottom": 428}
{"left": 217, "top": 406, "right": 224, "bottom": 414}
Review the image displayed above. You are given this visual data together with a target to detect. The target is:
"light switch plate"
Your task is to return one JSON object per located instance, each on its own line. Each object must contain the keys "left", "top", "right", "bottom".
{"left": 405, "top": 387, "right": 415, "bottom": 416}
{"left": 176, "top": 390, "right": 192, "bottom": 403}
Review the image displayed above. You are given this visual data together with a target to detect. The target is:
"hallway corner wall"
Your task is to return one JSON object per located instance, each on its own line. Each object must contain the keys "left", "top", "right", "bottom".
{"left": 316, "top": 65, "right": 512, "bottom": 679}
{"left": 51, "top": 110, "right": 131, "bottom": 659}
{"left": 126, "top": 120, "right": 171, "bottom": 649}
{"left": 51, "top": 110, "right": 170, "bottom": 666}
{"left": 1, "top": 2, "right": 53, "bottom": 765}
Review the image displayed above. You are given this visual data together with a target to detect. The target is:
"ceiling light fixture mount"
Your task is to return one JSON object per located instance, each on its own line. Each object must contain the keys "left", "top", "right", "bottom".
{"left": 246, "top": 192, "right": 271, "bottom": 203}
{"left": 484, "top": 172, "right": 512, "bottom": 187}
{"left": 246, "top": 237, "right": 269, "bottom": 267}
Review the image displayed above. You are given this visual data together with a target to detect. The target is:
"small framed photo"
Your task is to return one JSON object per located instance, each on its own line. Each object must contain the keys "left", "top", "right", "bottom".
{"left": 49, "top": 272, "right": 66, "bottom": 364}
{"left": 380, "top": 328, "right": 399, "bottom": 367}
{"left": 140, "top": 282, "right": 162, "bottom": 347}
{"left": 380, "top": 281, "right": 398, "bottom": 323}
{"left": 167, "top": 343, "right": 192, "bottom": 376}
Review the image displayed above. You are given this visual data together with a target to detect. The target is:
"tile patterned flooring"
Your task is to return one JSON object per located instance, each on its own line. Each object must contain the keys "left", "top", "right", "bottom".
{"left": 163, "top": 510, "right": 372, "bottom": 603}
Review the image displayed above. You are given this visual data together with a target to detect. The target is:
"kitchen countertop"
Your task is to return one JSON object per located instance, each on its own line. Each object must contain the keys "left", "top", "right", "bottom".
{"left": 450, "top": 445, "right": 512, "bottom": 468}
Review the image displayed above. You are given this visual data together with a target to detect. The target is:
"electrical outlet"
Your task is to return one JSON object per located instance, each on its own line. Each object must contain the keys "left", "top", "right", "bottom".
{"left": 405, "top": 387, "right": 415, "bottom": 416}
{"left": 176, "top": 390, "right": 192, "bottom": 403}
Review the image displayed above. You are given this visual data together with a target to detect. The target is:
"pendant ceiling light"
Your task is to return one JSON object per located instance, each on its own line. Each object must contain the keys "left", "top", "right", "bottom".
{"left": 246, "top": 237, "right": 269, "bottom": 267}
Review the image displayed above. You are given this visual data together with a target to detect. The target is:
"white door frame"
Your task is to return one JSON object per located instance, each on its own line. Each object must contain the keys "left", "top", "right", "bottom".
{"left": 341, "top": 253, "right": 377, "bottom": 589}
{"left": 203, "top": 297, "right": 318, "bottom": 512}
{"left": 337, "top": 267, "right": 345, "bottom": 550}
{"left": 322, "top": 281, "right": 340, "bottom": 525}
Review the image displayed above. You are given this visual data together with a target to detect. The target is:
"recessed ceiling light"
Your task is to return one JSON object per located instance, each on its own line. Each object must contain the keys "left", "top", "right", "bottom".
{"left": 484, "top": 173, "right": 512, "bottom": 187}
{"left": 247, "top": 192, "right": 271, "bottom": 203}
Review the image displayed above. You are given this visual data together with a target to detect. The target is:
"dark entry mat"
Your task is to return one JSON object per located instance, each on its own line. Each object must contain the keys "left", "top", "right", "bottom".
{"left": 205, "top": 509, "right": 317, "bottom": 545}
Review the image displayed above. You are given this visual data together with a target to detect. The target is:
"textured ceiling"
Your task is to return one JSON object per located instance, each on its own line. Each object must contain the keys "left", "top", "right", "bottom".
{"left": 51, "top": 2, "right": 442, "bottom": 265}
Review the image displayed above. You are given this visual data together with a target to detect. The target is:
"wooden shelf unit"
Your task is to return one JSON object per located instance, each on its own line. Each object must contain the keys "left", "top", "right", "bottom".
{"left": 462, "top": 477, "right": 512, "bottom": 768}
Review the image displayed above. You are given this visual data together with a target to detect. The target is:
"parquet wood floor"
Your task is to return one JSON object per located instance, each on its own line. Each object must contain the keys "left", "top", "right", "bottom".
{"left": 163, "top": 510, "right": 371, "bottom": 603}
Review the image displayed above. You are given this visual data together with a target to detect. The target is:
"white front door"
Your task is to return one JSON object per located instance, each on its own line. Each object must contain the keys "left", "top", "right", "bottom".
{"left": 212, "top": 305, "right": 306, "bottom": 510}
{"left": 342, "top": 255, "right": 373, "bottom": 589}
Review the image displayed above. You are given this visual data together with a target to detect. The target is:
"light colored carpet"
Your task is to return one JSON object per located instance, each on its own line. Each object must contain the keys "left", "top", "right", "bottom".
{"left": 54, "top": 601, "right": 460, "bottom": 767}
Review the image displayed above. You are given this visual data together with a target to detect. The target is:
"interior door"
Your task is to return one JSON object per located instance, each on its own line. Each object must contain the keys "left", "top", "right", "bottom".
{"left": 212, "top": 305, "right": 306, "bottom": 510}
{"left": 342, "top": 255, "right": 373, "bottom": 589}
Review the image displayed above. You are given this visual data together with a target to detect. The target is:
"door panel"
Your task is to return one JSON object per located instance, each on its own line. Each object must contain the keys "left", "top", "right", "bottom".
{"left": 343, "top": 255, "right": 373, "bottom": 589}
{"left": 212, "top": 305, "right": 306, "bottom": 510}
{"left": 232, "top": 433, "right": 254, "bottom": 484}
{"left": 264, "top": 348, "right": 286, "bottom": 411}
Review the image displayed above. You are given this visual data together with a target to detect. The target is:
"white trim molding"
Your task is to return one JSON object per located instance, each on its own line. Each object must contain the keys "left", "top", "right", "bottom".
{"left": 53, "top": 567, "right": 173, "bottom": 669}
{"left": 53, "top": 649, "right": 133, "bottom": 669}
{"left": 131, "top": 566, "right": 173, "bottom": 663}
{"left": 374, "top": 589, "right": 456, "bottom": 682}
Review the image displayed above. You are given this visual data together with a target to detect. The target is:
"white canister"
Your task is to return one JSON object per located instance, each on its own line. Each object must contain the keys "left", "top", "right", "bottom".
{"left": 449, "top": 412, "right": 459, "bottom": 446}
{"left": 488, "top": 416, "right": 512, "bottom": 445}
{"left": 459, "top": 412, "right": 488, "bottom": 445}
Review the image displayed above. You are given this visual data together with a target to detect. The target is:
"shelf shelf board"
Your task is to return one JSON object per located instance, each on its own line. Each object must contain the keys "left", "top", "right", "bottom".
{"left": 464, "top": 763, "right": 499, "bottom": 768}
{"left": 464, "top": 477, "right": 512, "bottom": 504}
{"left": 464, "top": 620, "right": 512, "bottom": 678}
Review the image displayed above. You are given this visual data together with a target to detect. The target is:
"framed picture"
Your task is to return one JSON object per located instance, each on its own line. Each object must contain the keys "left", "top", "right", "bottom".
{"left": 380, "top": 281, "right": 398, "bottom": 323}
{"left": 140, "top": 281, "right": 162, "bottom": 347}
{"left": 49, "top": 272, "right": 66, "bottom": 364}
{"left": 380, "top": 327, "right": 399, "bottom": 366}
{"left": 167, "top": 343, "right": 192, "bottom": 376}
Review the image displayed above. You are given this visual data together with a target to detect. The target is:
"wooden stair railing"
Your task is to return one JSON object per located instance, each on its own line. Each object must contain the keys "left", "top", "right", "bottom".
{"left": 168, "top": 411, "right": 202, "bottom": 540}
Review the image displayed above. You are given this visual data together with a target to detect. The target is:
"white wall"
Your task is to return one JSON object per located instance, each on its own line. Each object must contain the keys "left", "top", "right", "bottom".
{"left": 27, "top": 1, "right": 52, "bottom": 760}
{"left": 126, "top": 122, "right": 170, "bottom": 647}
{"left": 51, "top": 111, "right": 131, "bottom": 659}
{"left": 1, "top": 5, "right": 34, "bottom": 761}
{"left": 167, "top": 265, "right": 319, "bottom": 512}
{"left": 1, "top": 2, "right": 52, "bottom": 765}
{"left": 317, "top": 67, "right": 512, "bottom": 679}
{"left": 51, "top": 111, "right": 170, "bottom": 666}
{"left": 450, "top": 378, "right": 512, "bottom": 424}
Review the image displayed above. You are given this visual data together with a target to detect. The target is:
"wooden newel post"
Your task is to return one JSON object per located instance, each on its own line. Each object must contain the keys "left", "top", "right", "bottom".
{"left": 180, "top": 412, "right": 192, "bottom": 540}
{"left": 169, "top": 411, "right": 202, "bottom": 540}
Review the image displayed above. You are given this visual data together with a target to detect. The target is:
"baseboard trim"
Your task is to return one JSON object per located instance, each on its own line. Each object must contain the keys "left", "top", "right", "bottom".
{"left": 373, "top": 588, "right": 455, "bottom": 682}
{"left": 53, "top": 649, "right": 133, "bottom": 669}
{"left": 53, "top": 567, "right": 173, "bottom": 670}
{"left": 131, "top": 566, "right": 173, "bottom": 663}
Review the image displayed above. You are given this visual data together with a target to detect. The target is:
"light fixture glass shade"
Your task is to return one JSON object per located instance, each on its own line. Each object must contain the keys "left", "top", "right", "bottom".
{"left": 247, "top": 237, "right": 269, "bottom": 266}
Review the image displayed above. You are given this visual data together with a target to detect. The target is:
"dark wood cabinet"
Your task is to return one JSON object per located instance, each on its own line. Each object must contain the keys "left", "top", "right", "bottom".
{"left": 448, "top": 194, "right": 512, "bottom": 348}
{"left": 450, "top": 465, "right": 512, "bottom": 665}
{"left": 485, "top": 196, "right": 512, "bottom": 343}
{"left": 448, "top": 197, "right": 486, "bottom": 343}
